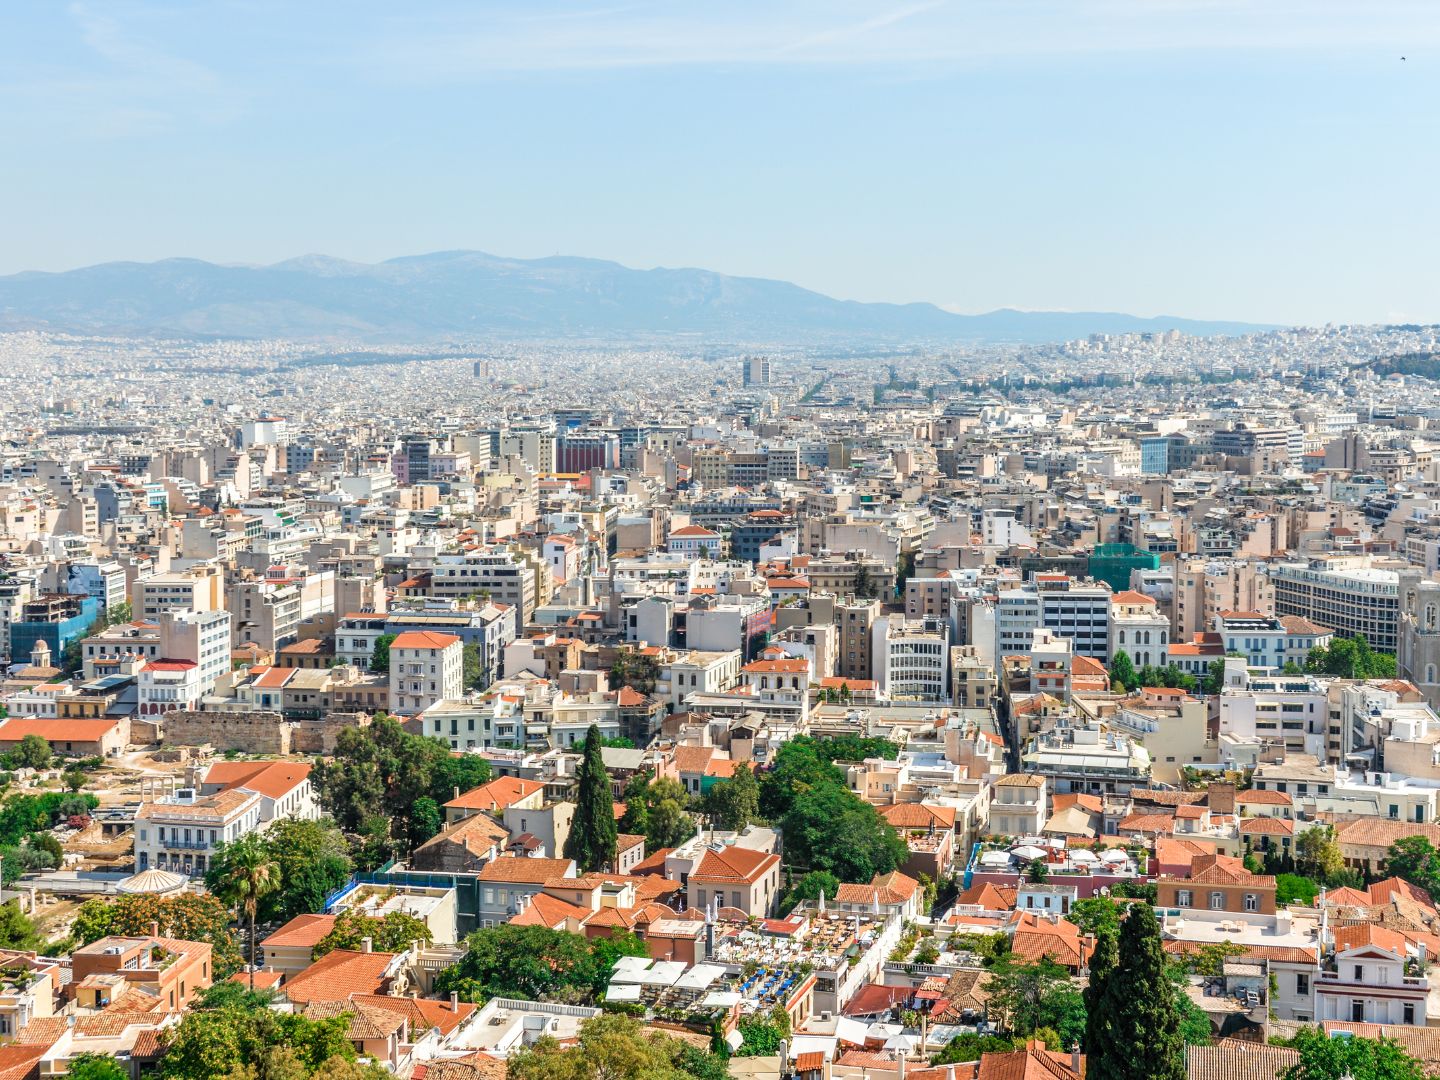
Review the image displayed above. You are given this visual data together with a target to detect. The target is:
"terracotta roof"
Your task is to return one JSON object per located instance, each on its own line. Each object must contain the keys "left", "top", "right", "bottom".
{"left": 1183, "top": 853, "right": 1274, "bottom": 888}
{"left": 1185, "top": 1042, "right": 1299, "bottom": 1080}
{"left": 391, "top": 631, "right": 461, "bottom": 650}
{"left": 1335, "top": 818, "right": 1440, "bottom": 851}
{"left": 352, "top": 993, "right": 476, "bottom": 1035}
{"left": 690, "top": 845, "right": 779, "bottom": 885}
{"left": 0, "top": 717, "right": 121, "bottom": 742}
{"left": 263, "top": 913, "right": 337, "bottom": 949}
{"left": 880, "top": 803, "right": 957, "bottom": 830}
{"left": 1009, "top": 913, "right": 1089, "bottom": 969}
{"left": 1333, "top": 923, "right": 1408, "bottom": 956}
{"left": 283, "top": 949, "right": 396, "bottom": 1004}
{"left": 476, "top": 856, "right": 575, "bottom": 884}
{"left": 444, "top": 776, "right": 545, "bottom": 811}
{"left": 956, "top": 882, "right": 1017, "bottom": 911}
{"left": 673, "top": 745, "right": 717, "bottom": 774}
{"left": 1235, "top": 788, "right": 1292, "bottom": 805}
{"left": 510, "top": 892, "right": 591, "bottom": 929}
{"left": 203, "top": 760, "right": 312, "bottom": 800}
{"left": 1238, "top": 816, "right": 1293, "bottom": 836}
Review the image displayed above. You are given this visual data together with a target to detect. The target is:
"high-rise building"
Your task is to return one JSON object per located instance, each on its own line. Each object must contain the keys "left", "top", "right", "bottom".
{"left": 742, "top": 356, "right": 771, "bottom": 386}
{"left": 1270, "top": 559, "right": 1400, "bottom": 653}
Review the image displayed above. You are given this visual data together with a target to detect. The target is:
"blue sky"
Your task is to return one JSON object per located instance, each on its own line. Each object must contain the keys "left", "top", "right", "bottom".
{"left": 1, "top": 1, "right": 1437, "bottom": 324}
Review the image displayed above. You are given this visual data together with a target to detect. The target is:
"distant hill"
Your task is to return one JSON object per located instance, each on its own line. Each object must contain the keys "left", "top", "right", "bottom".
{"left": 0, "top": 251, "right": 1276, "bottom": 343}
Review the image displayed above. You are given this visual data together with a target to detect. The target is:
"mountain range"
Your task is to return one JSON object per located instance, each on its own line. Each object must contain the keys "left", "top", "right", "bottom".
{"left": 0, "top": 251, "right": 1277, "bottom": 344}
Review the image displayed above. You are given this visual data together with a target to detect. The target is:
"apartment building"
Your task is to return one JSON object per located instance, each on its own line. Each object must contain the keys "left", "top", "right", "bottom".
{"left": 389, "top": 630, "right": 464, "bottom": 714}
{"left": 1269, "top": 559, "right": 1400, "bottom": 653}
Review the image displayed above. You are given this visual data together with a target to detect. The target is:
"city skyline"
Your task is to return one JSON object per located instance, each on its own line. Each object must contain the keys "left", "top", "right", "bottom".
{"left": 2, "top": 1, "right": 1438, "bottom": 326}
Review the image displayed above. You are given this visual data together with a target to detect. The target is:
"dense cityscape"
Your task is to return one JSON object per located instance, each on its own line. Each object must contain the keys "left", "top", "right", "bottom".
{"left": 0, "top": 319, "right": 1436, "bottom": 1079}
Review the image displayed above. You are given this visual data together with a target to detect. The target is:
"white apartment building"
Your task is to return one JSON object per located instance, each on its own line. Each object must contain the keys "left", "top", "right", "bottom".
{"left": 133, "top": 787, "right": 263, "bottom": 877}
{"left": 874, "top": 616, "right": 950, "bottom": 703}
{"left": 1217, "top": 665, "right": 1329, "bottom": 760}
{"left": 1109, "top": 590, "right": 1170, "bottom": 668}
{"left": 159, "top": 608, "right": 232, "bottom": 695}
{"left": 389, "top": 630, "right": 464, "bottom": 714}
{"left": 431, "top": 551, "right": 538, "bottom": 624}
{"left": 995, "top": 576, "right": 1112, "bottom": 661}
{"left": 135, "top": 564, "right": 225, "bottom": 621}
{"left": 1269, "top": 559, "right": 1400, "bottom": 653}
{"left": 1215, "top": 611, "right": 1332, "bottom": 671}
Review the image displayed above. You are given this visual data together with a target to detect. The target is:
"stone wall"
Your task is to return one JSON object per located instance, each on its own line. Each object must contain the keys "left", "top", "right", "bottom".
{"left": 161, "top": 709, "right": 292, "bottom": 755}
{"left": 292, "top": 711, "right": 372, "bottom": 755}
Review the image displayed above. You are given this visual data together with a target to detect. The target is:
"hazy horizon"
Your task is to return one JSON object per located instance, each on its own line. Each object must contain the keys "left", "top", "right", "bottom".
{"left": 2, "top": 1, "right": 1438, "bottom": 326}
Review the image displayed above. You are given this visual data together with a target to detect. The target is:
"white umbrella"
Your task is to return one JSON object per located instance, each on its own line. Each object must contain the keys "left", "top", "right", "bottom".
{"left": 1012, "top": 845, "right": 1048, "bottom": 861}
{"left": 1069, "top": 850, "right": 1100, "bottom": 863}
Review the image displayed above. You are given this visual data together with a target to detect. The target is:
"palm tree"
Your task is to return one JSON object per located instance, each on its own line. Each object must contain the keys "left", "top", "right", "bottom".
{"left": 212, "top": 833, "right": 279, "bottom": 990}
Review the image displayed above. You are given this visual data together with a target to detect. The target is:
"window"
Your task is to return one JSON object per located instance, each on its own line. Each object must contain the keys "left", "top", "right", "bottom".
{"left": 1405, "top": 1002, "right": 1415, "bottom": 1024}
{"left": 1244, "top": 894, "right": 1258, "bottom": 912}
{"left": 1177, "top": 890, "right": 1193, "bottom": 907}
{"left": 1296, "top": 973, "right": 1308, "bottom": 995}
{"left": 1209, "top": 892, "right": 1225, "bottom": 910}
{"left": 1353, "top": 964, "right": 1364, "bottom": 981}
{"left": 1351, "top": 1000, "right": 1364, "bottom": 1023}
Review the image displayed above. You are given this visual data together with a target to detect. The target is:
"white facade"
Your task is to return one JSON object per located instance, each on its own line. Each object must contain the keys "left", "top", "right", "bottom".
{"left": 389, "top": 632, "right": 464, "bottom": 714}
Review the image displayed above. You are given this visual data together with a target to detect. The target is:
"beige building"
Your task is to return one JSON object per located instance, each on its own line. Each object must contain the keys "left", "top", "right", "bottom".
{"left": 687, "top": 845, "right": 782, "bottom": 917}
{"left": 135, "top": 564, "right": 225, "bottom": 621}
{"left": 990, "top": 774, "right": 1046, "bottom": 837}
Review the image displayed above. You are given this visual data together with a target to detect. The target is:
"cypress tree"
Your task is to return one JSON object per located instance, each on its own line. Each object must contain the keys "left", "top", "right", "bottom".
{"left": 1090, "top": 904, "right": 1184, "bottom": 1080}
{"left": 564, "top": 725, "right": 619, "bottom": 873}
{"left": 1083, "top": 926, "right": 1116, "bottom": 1071}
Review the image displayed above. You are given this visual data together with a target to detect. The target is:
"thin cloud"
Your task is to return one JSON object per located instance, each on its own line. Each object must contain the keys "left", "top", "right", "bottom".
{"left": 350, "top": 0, "right": 1440, "bottom": 78}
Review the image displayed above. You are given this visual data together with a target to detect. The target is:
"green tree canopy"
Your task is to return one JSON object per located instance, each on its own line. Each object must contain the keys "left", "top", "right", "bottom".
{"left": 1069, "top": 896, "right": 1123, "bottom": 939}
{"left": 434, "top": 925, "right": 647, "bottom": 1005}
{"left": 368, "top": 634, "right": 396, "bottom": 674}
{"left": 313, "top": 717, "right": 490, "bottom": 857}
{"left": 158, "top": 1000, "right": 358, "bottom": 1080}
{"left": 1281, "top": 1026, "right": 1426, "bottom": 1080}
{"left": 779, "top": 870, "right": 839, "bottom": 915}
{"left": 14, "top": 734, "right": 53, "bottom": 770}
{"left": 0, "top": 900, "right": 41, "bottom": 950}
{"left": 67, "top": 1055, "right": 130, "bottom": 1080}
{"left": 779, "top": 782, "right": 907, "bottom": 882}
{"left": 73, "top": 893, "right": 243, "bottom": 976}
{"left": 1305, "top": 636, "right": 1397, "bottom": 680}
{"left": 313, "top": 908, "right": 432, "bottom": 958}
{"left": 619, "top": 775, "right": 696, "bottom": 851}
{"left": 983, "top": 956, "right": 1085, "bottom": 1049}
{"left": 757, "top": 740, "right": 845, "bottom": 820}
{"left": 1086, "top": 903, "right": 1184, "bottom": 1080}
{"left": 702, "top": 763, "right": 761, "bottom": 831}
{"left": 507, "top": 1014, "right": 730, "bottom": 1080}
{"left": 206, "top": 833, "right": 278, "bottom": 990}
{"left": 1108, "top": 650, "right": 1137, "bottom": 694}
{"left": 1295, "top": 826, "right": 1346, "bottom": 883}
{"left": 1385, "top": 835, "right": 1440, "bottom": 899}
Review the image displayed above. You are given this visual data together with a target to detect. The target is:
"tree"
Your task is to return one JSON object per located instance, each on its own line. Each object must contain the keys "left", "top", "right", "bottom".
{"left": 507, "top": 1014, "right": 729, "bottom": 1080}
{"left": 313, "top": 908, "right": 432, "bottom": 958}
{"left": 1202, "top": 657, "right": 1227, "bottom": 695}
{"left": 1070, "top": 896, "right": 1122, "bottom": 940}
{"left": 1083, "top": 927, "right": 1116, "bottom": 1057}
{"left": 1109, "top": 650, "right": 1137, "bottom": 694}
{"left": 1086, "top": 903, "right": 1184, "bottom": 1080}
{"left": 852, "top": 565, "right": 878, "bottom": 599}
{"left": 779, "top": 783, "right": 907, "bottom": 882}
{"left": 71, "top": 893, "right": 244, "bottom": 975}
{"left": 931, "top": 1034, "right": 1015, "bottom": 1065}
{"left": 758, "top": 739, "right": 845, "bottom": 820}
{"left": 1305, "top": 636, "right": 1397, "bottom": 680}
{"left": 158, "top": 1002, "right": 360, "bottom": 1080}
{"left": 608, "top": 649, "right": 660, "bottom": 695}
{"left": 67, "top": 1056, "right": 129, "bottom": 1080}
{"left": 62, "top": 766, "right": 86, "bottom": 792}
{"left": 619, "top": 775, "right": 695, "bottom": 851}
{"left": 1295, "top": 826, "right": 1345, "bottom": 882}
{"left": 984, "top": 956, "right": 1084, "bottom": 1047}
{"left": 1281, "top": 1025, "right": 1426, "bottom": 1080}
{"left": 564, "top": 726, "right": 619, "bottom": 873}
{"left": 0, "top": 900, "right": 40, "bottom": 950}
{"left": 1025, "top": 860, "right": 1049, "bottom": 883}
{"left": 255, "top": 818, "right": 353, "bottom": 923}
{"left": 780, "top": 870, "right": 839, "bottom": 914}
{"left": 703, "top": 763, "right": 760, "bottom": 831}
{"left": 1386, "top": 835, "right": 1440, "bottom": 898}
{"left": 208, "top": 833, "right": 278, "bottom": 990}
{"left": 14, "top": 734, "right": 52, "bottom": 770}
{"left": 1276, "top": 873, "right": 1320, "bottom": 906}
{"left": 313, "top": 716, "right": 487, "bottom": 855}
{"left": 368, "top": 634, "right": 396, "bottom": 674}
{"left": 736, "top": 1005, "right": 791, "bottom": 1056}
{"left": 461, "top": 643, "right": 488, "bottom": 691}
{"left": 434, "top": 925, "right": 646, "bottom": 1005}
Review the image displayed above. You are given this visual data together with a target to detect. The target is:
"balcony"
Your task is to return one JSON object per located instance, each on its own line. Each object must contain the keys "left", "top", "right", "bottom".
{"left": 1316, "top": 970, "right": 1427, "bottom": 990}
{"left": 156, "top": 837, "right": 211, "bottom": 850}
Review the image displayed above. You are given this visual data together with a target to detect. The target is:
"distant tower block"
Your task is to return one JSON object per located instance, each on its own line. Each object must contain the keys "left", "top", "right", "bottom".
{"left": 742, "top": 355, "right": 771, "bottom": 386}
{"left": 473, "top": 360, "right": 493, "bottom": 381}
